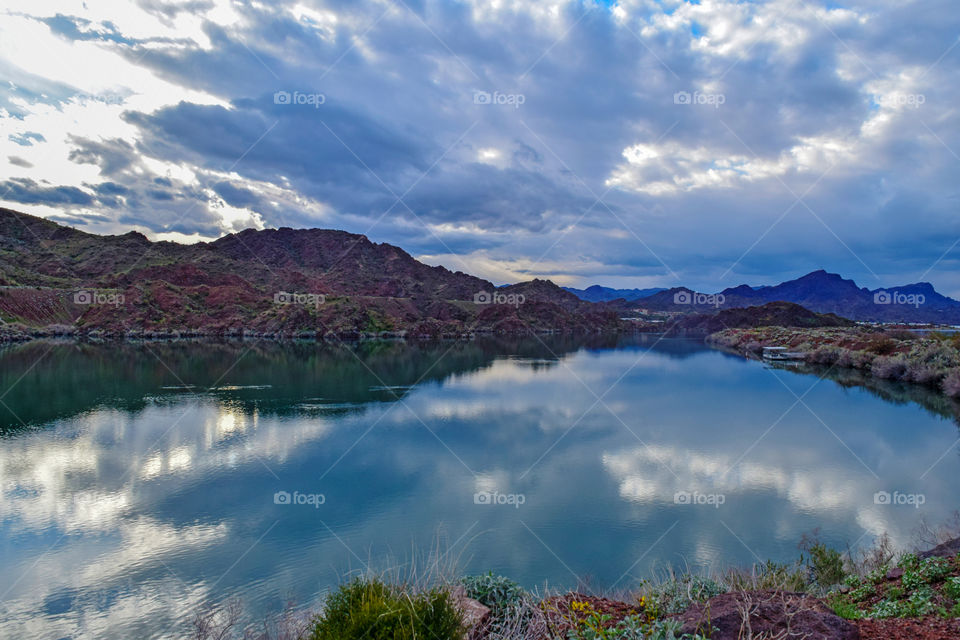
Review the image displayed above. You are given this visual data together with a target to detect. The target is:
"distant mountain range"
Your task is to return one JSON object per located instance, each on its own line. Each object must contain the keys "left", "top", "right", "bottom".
{"left": 593, "top": 270, "right": 960, "bottom": 324}
{"left": 0, "top": 208, "right": 620, "bottom": 338}
{"left": 562, "top": 285, "right": 667, "bottom": 302}
{"left": 4, "top": 207, "right": 957, "bottom": 338}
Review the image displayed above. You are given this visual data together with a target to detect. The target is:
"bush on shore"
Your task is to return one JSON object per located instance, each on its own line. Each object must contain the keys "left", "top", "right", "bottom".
{"left": 943, "top": 370, "right": 960, "bottom": 398}
{"left": 871, "top": 355, "right": 908, "bottom": 380}
{"left": 307, "top": 578, "right": 465, "bottom": 640}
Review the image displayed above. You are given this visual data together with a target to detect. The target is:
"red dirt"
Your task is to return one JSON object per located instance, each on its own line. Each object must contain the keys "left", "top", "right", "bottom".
{"left": 857, "top": 616, "right": 960, "bottom": 640}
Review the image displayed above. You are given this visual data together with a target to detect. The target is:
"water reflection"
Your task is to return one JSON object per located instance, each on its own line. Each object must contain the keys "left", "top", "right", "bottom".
{"left": 0, "top": 336, "right": 957, "bottom": 639}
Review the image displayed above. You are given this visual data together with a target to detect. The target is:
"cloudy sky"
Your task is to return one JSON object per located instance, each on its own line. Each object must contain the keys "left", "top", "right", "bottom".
{"left": 1, "top": 0, "right": 958, "bottom": 293}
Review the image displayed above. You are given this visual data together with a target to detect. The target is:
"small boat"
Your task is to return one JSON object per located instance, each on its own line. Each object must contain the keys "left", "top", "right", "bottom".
{"left": 762, "top": 346, "right": 805, "bottom": 361}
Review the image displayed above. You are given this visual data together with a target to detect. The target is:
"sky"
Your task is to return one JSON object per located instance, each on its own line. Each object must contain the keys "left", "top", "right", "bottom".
{"left": 0, "top": 0, "right": 958, "bottom": 294}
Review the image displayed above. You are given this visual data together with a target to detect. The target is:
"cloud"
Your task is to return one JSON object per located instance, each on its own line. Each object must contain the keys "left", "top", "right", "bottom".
{"left": 0, "top": 178, "right": 94, "bottom": 206}
{"left": 0, "top": 0, "right": 958, "bottom": 291}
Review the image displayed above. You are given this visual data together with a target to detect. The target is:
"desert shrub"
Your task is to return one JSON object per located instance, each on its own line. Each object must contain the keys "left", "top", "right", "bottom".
{"left": 481, "top": 596, "right": 547, "bottom": 640}
{"left": 909, "top": 341, "right": 960, "bottom": 369}
{"left": 793, "top": 340, "right": 816, "bottom": 353}
{"left": 866, "top": 337, "right": 898, "bottom": 355}
{"left": 943, "top": 370, "right": 960, "bottom": 397}
{"left": 905, "top": 363, "right": 947, "bottom": 386}
{"left": 308, "top": 578, "right": 464, "bottom": 640}
{"left": 809, "top": 345, "right": 842, "bottom": 365}
{"left": 872, "top": 355, "right": 908, "bottom": 380}
{"left": 646, "top": 574, "right": 727, "bottom": 616}
{"left": 459, "top": 573, "right": 552, "bottom": 639}
{"left": 835, "top": 348, "right": 857, "bottom": 368}
{"left": 847, "top": 350, "right": 876, "bottom": 369}
{"left": 848, "top": 533, "right": 895, "bottom": 576}
{"left": 724, "top": 560, "right": 809, "bottom": 593}
{"left": 460, "top": 572, "right": 525, "bottom": 612}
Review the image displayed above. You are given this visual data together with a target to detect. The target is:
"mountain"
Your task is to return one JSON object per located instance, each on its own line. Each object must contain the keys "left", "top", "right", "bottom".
{"left": 622, "top": 270, "right": 960, "bottom": 323}
{"left": 563, "top": 285, "right": 667, "bottom": 302}
{"left": 670, "top": 301, "right": 855, "bottom": 335}
{"left": 0, "top": 208, "right": 622, "bottom": 339}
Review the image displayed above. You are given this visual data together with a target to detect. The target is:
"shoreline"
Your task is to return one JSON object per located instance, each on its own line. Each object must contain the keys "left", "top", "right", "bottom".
{"left": 0, "top": 324, "right": 630, "bottom": 344}
{"left": 191, "top": 532, "right": 960, "bottom": 640}
{"left": 706, "top": 325, "right": 960, "bottom": 402}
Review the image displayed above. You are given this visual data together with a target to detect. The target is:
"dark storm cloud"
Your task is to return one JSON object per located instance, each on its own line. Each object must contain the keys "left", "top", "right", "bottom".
{"left": 124, "top": 98, "right": 430, "bottom": 186}
{"left": 0, "top": 178, "right": 94, "bottom": 206}
{"left": 93, "top": 182, "right": 129, "bottom": 195}
{"left": 67, "top": 137, "right": 137, "bottom": 175}
{"left": 211, "top": 180, "right": 260, "bottom": 208}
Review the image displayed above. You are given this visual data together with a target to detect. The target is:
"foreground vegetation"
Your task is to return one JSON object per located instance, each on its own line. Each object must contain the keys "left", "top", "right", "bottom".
{"left": 192, "top": 526, "right": 960, "bottom": 640}
{"left": 827, "top": 552, "right": 960, "bottom": 621}
{"left": 709, "top": 326, "right": 960, "bottom": 398}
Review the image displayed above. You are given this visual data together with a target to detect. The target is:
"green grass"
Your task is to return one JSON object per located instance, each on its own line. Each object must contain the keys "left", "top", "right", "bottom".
{"left": 827, "top": 594, "right": 865, "bottom": 620}
{"left": 307, "top": 578, "right": 465, "bottom": 640}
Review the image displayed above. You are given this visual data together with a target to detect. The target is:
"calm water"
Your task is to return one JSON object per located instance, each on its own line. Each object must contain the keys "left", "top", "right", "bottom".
{"left": 1, "top": 336, "right": 958, "bottom": 639}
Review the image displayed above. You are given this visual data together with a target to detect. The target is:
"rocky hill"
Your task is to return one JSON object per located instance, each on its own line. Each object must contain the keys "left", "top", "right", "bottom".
{"left": 0, "top": 208, "right": 622, "bottom": 339}
{"left": 613, "top": 270, "right": 960, "bottom": 323}
{"left": 669, "top": 301, "right": 856, "bottom": 335}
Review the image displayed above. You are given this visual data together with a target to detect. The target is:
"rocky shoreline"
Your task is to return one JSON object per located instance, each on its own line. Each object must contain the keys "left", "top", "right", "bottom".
{"left": 192, "top": 534, "right": 960, "bottom": 640}
{"left": 0, "top": 321, "right": 626, "bottom": 344}
{"left": 707, "top": 325, "right": 960, "bottom": 400}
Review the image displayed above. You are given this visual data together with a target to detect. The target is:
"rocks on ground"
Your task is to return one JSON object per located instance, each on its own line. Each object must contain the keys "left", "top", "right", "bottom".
{"left": 450, "top": 585, "right": 491, "bottom": 640}
{"left": 919, "top": 537, "right": 960, "bottom": 560}
{"left": 673, "top": 590, "right": 860, "bottom": 640}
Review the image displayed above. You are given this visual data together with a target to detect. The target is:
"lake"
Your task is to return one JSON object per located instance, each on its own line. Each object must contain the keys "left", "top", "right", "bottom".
{"left": 0, "top": 336, "right": 957, "bottom": 639}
